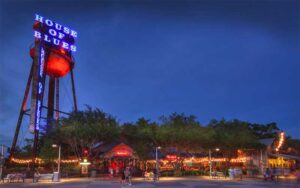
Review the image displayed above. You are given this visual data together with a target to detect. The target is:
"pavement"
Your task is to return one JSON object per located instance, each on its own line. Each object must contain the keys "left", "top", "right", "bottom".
{"left": 0, "top": 176, "right": 299, "bottom": 188}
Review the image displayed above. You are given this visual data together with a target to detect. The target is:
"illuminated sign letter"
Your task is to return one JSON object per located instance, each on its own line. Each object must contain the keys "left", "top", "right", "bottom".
{"left": 53, "top": 38, "right": 60, "bottom": 45}
{"left": 49, "top": 29, "right": 57, "bottom": 37}
{"left": 63, "top": 27, "right": 70, "bottom": 35}
{"left": 70, "top": 45, "right": 76, "bottom": 52}
{"left": 33, "top": 14, "right": 77, "bottom": 53}
{"left": 34, "top": 31, "right": 41, "bottom": 39}
{"left": 55, "top": 23, "right": 62, "bottom": 30}
{"left": 58, "top": 32, "right": 65, "bottom": 39}
{"left": 62, "top": 42, "right": 69, "bottom": 50}
{"left": 45, "top": 19, "right": 54, "bottom": 26}
{"left": 43, "top": 34, "right": 51, "bottom": 43}
{"left": 70, "top": 30, "right": 77, "bottom": 38}
{"left": 35, "top": 14, "right": 44, "bottom": 23}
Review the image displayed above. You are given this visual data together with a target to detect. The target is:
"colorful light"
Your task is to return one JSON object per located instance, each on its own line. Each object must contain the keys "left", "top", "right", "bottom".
{"left": 275, "top": 132, "right": 285, "bottom": 152}
{"left": 46, "top": 51, "right": 72, "bottom": 77}
{"left": 115, "top": 150, "right": 130, "bottom": 156}
{"left": 182, "top": 157, "right": 248, "bottom": 163}
{"left": 29, "top": 47, "right": 73, "bottom": 77}
{"left": 166, "top": 155, "right": 177, "bottom": 160}
{"left": 11, "top": 157, "right": 78, "bottom": 164}
{"left": 79, "top": 159, "right": 91, "bottom": 166}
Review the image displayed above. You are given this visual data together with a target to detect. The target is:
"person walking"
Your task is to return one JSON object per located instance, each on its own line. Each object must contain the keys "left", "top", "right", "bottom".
{"left": 120, "top": 168, "right": 125, "bottom": 186}
{"left": 128, "top": 167, "right": 132, "bottom": 186}
{"left": 272, "top": 168, "right": 277, "bottom": 182}
{"left": 153, "top": 168, "right": 158, "bottom": 182}
{"left": 124, "top": 167, "right": 132, "bottom": 186}
{"left": 264, "top": 168, "right": 271, "bottom": 181}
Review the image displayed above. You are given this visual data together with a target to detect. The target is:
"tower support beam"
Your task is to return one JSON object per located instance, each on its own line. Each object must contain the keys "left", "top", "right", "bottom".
{"left": 10, "top": 62, "right": 34, "bottom": 159}
{"left": 47, "top": 76, "right": 55, "bottom": 131}
{"left": 70, "top": 69, "right": 77, "bottom": 112}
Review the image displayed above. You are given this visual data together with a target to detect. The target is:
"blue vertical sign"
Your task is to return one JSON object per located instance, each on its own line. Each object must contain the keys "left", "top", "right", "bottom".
{"left": 34, "top": 46, "right": 45, "bottom": 131}
{"left": 29, "top": 44, "right": 46, "bottom": 133}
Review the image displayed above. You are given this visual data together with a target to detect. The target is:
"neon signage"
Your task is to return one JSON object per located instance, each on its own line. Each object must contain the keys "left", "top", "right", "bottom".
{"left": 115, "top": 151, "right": 130, "bottom": 156}
{"left": 80, "top": 159, "right": 91, "bottom": 166}
{"left": 166, "top": 155, "right": 177, "bottom": 161}
{"left": 34, "top": 46, "right": 45, "bottom": 131}
{"left": 33, "top": 14, "right": 77, "bottom": 52}
{"left": 29, "top": 45, "right": 45, "bottom": 133}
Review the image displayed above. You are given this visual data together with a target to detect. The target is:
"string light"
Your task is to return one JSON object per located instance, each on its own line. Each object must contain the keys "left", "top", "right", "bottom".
{"left": 11, "top": 158, "right": 32, "bottom": 164}
{"left": 148, "top": 156, "right": 248, "bottom": 164}
{"left": 11, "top": 155, "right": 249, "bottom": 165}
{"left": 10, "top": 157, "right": 79, "bottom": 164}
{"left": 59, "top": 159, "right": 79, "bottom": 163}
{"left": 11, "top": 157, "right": 44, "bottom": 164}
{"left": 275, "top": 132, "right": 285, "bottom": 152}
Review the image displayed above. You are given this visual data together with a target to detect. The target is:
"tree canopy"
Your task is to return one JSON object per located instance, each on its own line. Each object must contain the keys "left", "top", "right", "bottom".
{"left": 22, "top": 107, "right": 297, "bottom": 161}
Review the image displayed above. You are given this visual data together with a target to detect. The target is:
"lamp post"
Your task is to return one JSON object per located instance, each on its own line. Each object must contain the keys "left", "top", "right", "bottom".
{"left": 0, "top": 144, "right": 5, "bottom": 180}
{"left": 155, "top": 146, "right": 161, "bottom": 180}
{"left": 209, "top": 148, "right": 220, "bottom": 178}
{"left": 52, "top": 144, "right": 61, "bottom": 181}
{"left": 260, "top": 149, "right": 264, "bottom": 175}
{"left": 209, "top": 149, "right": 212, "bottom": 178}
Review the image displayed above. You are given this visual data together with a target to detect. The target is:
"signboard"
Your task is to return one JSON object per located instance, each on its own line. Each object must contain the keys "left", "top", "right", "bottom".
{"left": 33, "top": 14, "right": 77, "bottom": 52}
{"left": 29, "top": 14, "right": 77, "bottom": 133}
{"left": 34, "top": 46, "right": 46, "bottom": 132}
{"left": 29, "top": 45, "right": 46, "bottom": 133}
{"left": 166, "top": 155, "right": 177, "bottom": 161}
{"left": 115, "top": 150, "right": 130, "bottom": 157}
{"left": 110, "top": 143, "right": 133, "bottom": 157}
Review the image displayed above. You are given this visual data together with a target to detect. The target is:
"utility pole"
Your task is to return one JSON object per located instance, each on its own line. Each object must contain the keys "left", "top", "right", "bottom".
{"left": 260, "top": 150, "right": 264, "bottom": 175}
{"left": 209, "top": 148, "right": 219, "bottom": 178}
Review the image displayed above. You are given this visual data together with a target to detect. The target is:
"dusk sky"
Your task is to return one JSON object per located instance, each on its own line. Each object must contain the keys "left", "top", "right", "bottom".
{"left": 0, "top": 0, "right": 299, "bottom": 147}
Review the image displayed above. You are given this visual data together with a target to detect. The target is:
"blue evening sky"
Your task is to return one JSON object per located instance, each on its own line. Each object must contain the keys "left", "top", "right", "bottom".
{"left": 0, "top": 0, "right": 299, "bottom": 146}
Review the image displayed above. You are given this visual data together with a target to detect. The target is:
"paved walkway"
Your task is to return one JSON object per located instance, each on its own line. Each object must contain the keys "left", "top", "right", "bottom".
{"left": 0, "top": 176, "right": 298, "bottom": 188}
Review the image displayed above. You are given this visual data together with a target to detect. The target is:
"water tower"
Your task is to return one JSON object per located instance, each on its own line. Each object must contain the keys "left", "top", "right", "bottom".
{"left": 10, "top": 14, "right": 78, "bottom": 168}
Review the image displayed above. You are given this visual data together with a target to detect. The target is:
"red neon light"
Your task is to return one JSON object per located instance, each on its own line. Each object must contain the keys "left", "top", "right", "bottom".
{"left": 29, "top": 48, "right": 73, "bottom": 77}
{"left": 166, "top": 155, "right": 177, "bottom": 160}
{"left": 47, "top": 52, "right": 71, "bottom": 77}
{"left": 60, "top": 48, "right": 66, "bottom": 55}
{"left": 115, "top": 151, "right": 129, "bottom": 156}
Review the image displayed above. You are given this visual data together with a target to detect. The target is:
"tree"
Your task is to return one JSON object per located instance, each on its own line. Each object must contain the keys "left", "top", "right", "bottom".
{"left": 54, "top": 106, "right": 120, "bottom": 159}
{"left": 250, "top": 122, "right": 280, "bottom": 139}
{"left": 121, "top": 118, "right": 159, "bottom": 160}
{"left": 285, "top": 138, "right": 300, "bottom": 156}
{"left": 157, "top": 113, "right": 216, "bottom": 152}
{"left": 208, "top": 119, "right": 263, "bottom": 160}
